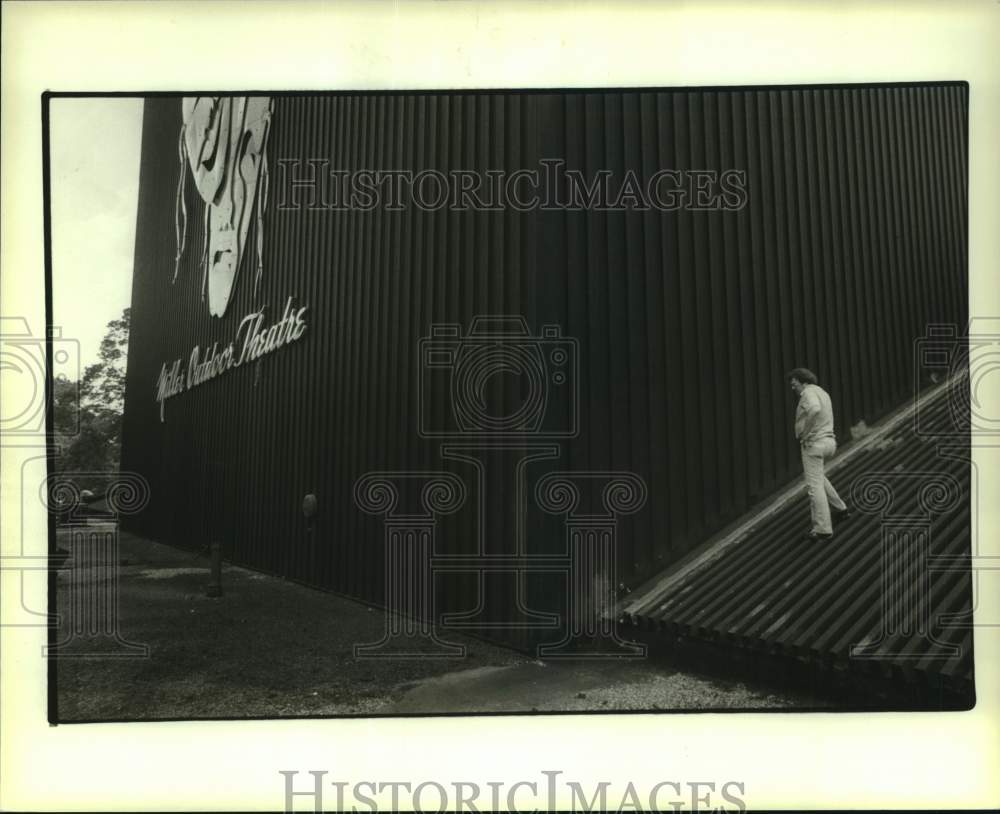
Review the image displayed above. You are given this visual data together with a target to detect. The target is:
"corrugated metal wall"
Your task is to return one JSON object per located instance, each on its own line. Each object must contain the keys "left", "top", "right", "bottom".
{"left": 122, "top": 85, "right": 968, "bottom": 650}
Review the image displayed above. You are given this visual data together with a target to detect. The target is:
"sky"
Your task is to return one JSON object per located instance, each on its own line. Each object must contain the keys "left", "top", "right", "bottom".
{"left": 50, "top": 97, "right": 143, "bottom": 370}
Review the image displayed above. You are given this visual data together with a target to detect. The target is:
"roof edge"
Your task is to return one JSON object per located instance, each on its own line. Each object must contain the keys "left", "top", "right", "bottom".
{"left": 619, "top": 377, "right": 958, "bottom": 618}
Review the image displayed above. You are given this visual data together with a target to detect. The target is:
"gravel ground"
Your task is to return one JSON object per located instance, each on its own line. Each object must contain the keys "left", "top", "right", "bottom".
{"left": 389, "top": 660, "right": 812, "bottom": 713}
{"left": 53, "top": 526, "right": 830, "bottom": 721}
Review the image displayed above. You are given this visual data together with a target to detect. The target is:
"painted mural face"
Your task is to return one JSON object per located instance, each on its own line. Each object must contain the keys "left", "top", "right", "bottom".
{"left": 174, "top": 96, "right": 273, "bottom": 318}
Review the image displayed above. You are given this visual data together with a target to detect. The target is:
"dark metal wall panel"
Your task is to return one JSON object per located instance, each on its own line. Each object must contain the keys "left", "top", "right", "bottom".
{"left": 122, "top": 84, "right": 968, "bottom": 650}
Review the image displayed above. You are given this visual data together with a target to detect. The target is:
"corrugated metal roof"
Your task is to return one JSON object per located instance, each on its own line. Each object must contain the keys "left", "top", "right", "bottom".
{"left": 621, "top": 380, "right": 973, "bottom": 693}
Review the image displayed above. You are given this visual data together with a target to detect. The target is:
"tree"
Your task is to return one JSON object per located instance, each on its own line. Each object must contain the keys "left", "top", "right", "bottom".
{"left": 80, "top": 308, "right": 129, "bottom": 413}
{"left": 51, "top": 308, "right": 130, "bottom": 493}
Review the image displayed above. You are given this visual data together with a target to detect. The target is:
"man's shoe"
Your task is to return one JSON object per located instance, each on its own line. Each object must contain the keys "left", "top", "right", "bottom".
{"left": 833, "top": 506, "right": 853, "bottom": 523}
{"left": 803, "top": 531, "right": 834, "bottom": 542}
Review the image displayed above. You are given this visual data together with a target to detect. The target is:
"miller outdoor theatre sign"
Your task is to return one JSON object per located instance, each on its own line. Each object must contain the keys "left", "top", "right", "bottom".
{"left": 157, "top": 95, "right": 297, "bottom": 422}
{"left": 154, "top": 296, "right": 308, "bottom": 421}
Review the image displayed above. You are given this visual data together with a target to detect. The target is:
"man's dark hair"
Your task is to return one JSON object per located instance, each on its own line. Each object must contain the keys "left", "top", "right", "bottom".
{"left": 788, "top": 367, "right": 818, "bottom": 385}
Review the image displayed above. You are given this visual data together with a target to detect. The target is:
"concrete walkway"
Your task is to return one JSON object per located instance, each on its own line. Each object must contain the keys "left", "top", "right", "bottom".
{"left": 390, "top": 659, "right": 807, "bottom": 713}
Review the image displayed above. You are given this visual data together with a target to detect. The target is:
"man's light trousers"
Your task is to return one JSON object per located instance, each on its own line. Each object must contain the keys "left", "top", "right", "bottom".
{"left": 801, "top": 436, "right": 847, "bottom": 535}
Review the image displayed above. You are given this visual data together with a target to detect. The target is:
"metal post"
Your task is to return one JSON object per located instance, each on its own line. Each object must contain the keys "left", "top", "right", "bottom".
{"left": 206, "top": 540, "right": 223, "bottom": 597}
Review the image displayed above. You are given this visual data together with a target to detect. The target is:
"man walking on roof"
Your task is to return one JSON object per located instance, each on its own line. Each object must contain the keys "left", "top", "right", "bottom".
{"left": 789, "top": 367, "right": 851, "bottom": 541}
